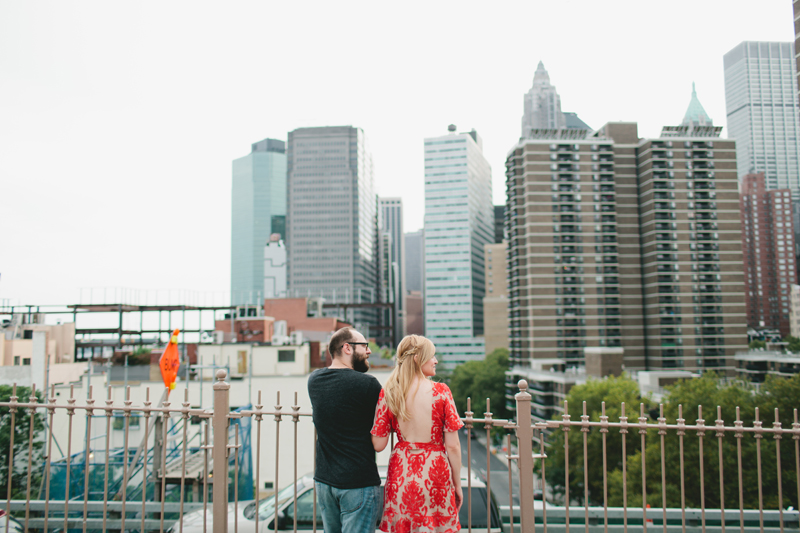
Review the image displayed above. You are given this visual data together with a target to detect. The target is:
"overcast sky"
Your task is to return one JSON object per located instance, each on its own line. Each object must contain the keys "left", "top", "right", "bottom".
{"left": 0, "top": 1, "right": 794, "bottom": 307}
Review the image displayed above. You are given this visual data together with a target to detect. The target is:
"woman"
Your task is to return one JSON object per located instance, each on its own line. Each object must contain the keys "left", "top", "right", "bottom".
{"left": 371, "top": 335, "right": 464, "bottom": 533}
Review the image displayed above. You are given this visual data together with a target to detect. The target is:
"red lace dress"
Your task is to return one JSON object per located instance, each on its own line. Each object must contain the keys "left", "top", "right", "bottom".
{"left": 371, "top": 382, "right": 464, "bottom": 533}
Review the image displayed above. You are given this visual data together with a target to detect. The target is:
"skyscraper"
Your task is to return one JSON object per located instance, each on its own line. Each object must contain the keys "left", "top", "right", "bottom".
{"left": 231, "top": 138, "right": 287, "bottom": 306}
{"left": 521, "top": 62, "right": 566, "bottom": 136}
{"left": 379, "top": 198, "right": 405, "bottom": 338}
{"left": 424, "top": 127, "right": 494, "bottom": 368}
{"left": 404, "top": 229, "right": 424, "bottom": 294}
{"left": 740, "top": 173, "right": 797, "bottom": 335}
{"left": 286, "top": 126, "right": 378, "bottom": 332}
{"left": 505, "top": 92, "right": 747, "bottom": 372}
{"left": 724, "top": 42, "right": 800, "bottom": 198}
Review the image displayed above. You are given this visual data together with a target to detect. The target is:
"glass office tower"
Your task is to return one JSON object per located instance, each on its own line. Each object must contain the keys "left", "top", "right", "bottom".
{"left": 231, "top": 138, "right": 287, "bottom": 306}
{"left": 423, "top": 127, "right": 494, "bottom": 368}
{"left": 724, "top": 42, "right": 800, "bottom": 198}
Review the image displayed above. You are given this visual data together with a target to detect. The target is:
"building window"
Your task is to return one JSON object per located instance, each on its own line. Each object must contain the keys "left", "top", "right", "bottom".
{"left": 13, "top": 356, "right": 20, "bottom": 366}
{"left": 278, "top": 350, "right": 295, "bottom": 363}
{"left": 22, "top": 358, "right": 30, "bottom": 366}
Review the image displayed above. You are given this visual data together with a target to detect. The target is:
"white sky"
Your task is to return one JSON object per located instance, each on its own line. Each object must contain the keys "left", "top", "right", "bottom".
{"left": 0, "top": 0, "right": 794, "bottom": 306}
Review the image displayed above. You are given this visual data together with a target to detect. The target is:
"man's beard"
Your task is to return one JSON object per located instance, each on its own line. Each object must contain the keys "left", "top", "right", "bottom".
{"left": 352, "top": 351, "right": 370, "bottom": 373}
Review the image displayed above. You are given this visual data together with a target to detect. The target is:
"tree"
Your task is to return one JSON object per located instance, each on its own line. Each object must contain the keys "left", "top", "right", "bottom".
{"left": 748, "top": 340, "right": 767, "bottom": 350}
{"left": 542, "top": 374, "right": 645, "bottom": 505}
{"left": 448, "top": 348, "right": 510, "bottom": 421}
{"left": 0, "top": 386, "right": 45, "bottom": 500}
{"left": 784, "top": 336, "right": 800, "bottom": 354}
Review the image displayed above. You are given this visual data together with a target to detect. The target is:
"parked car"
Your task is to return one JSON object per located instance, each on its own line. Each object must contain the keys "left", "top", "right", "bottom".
{"left": 0, "top": 511, "right": 24, "bottom": 533}
{"left": 170, "top": 471, "right": 503, "bottom": 532}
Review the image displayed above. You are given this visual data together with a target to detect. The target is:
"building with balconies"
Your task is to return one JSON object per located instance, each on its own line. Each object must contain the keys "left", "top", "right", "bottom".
{"left": 504, "top": 87, "right": 747, "bottom": 375}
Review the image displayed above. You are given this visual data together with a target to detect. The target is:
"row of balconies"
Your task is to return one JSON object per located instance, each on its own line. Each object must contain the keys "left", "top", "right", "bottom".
{"left": 653, "top": 182, "right": 676, "bottom": 190}
{"left": 654, "top": 213, "right": 678, "bottom": 220}
{"left": 598, "top": 287, "right": 620, "bottom": 295}
{"left": 656, "top": 243, "right": 678, "bottom": 253}
{"left": 685, "top": 150, "right": 714, "bottom": 159}
{"left": 551, "top": 153, "right": 580, "bottom": 162}
{"left": 654, "top": 191, "right": 675, "bottom": 200}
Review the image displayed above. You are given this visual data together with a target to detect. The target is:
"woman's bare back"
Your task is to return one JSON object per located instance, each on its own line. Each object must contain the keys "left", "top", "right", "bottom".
{"left": 397, "top": 378, "right": 433, "bottom": 442}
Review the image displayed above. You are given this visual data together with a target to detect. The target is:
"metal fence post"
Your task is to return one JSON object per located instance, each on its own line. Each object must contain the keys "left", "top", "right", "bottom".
{"left": 213, "top": 369, "right": 230, "bottom": 533}
{"left": 515, "top": 379, "right": 535, "bottom": 533}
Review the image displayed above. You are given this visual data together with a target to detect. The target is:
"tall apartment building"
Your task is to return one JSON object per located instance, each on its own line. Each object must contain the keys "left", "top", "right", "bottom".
{"left": 286, "top": 126, "right": 379, "bottom": 334}
{"left": 379, "top": 198, "right": 405, "bottom": 339}
{"left": 231, "top": 138, "right": 287, "bottom": 306}
{"left": 424, "top": 127, "right": 494, "bottom": 367}
{"left": 483, "top": 242, "right": 509, "bottom": 354}
{"left": 724, "top": 42, "right": 800, "bottom": 198}
{"left": 505, "top": 106, "right": 747, "bottom": 371}
{"left": 740, "top": 173, "right": 797, "bottom": 335}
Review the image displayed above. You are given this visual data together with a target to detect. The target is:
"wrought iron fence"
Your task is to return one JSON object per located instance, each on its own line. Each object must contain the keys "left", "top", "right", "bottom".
{"left": 0, "top": 373, "right": 797, "bottom": 532}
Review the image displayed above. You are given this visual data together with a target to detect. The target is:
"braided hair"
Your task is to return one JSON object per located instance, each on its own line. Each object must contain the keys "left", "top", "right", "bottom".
{"left": 382, "top": 335, "right": 436, "bottom": 422}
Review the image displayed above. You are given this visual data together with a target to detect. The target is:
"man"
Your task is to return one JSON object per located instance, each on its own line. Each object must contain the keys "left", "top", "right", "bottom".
{"left": 308, "top": 327, "right": 383, "bottom": 533}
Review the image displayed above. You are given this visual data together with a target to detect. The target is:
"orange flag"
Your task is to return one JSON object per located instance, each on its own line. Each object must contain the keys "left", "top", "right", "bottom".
{"left": 159, "top": 329, "right": 181, "bottom": 391}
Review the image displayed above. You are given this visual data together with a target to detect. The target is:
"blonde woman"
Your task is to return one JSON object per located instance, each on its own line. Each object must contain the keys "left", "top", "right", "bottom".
{"left": 371, "top": 335, "right": 464, "bottom": 533}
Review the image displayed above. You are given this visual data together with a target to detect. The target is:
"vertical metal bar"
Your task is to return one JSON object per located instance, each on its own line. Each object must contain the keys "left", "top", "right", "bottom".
{"left": 563, "top": 400, "right": 570, "bottom": 533}
{"left": 755, "top": 407, "right": 764, "bottom": 533}
{"left": 143, "top": 388, "right": 151, "bottom": 533}
{"left": 83, "top": 386, "right": 95, "bottom": 533}
{"left": 161, "top": 396, "right": 171, "bottom": 533}
{"left": 255, "top": 391, "right": 263, "bottom": 533}
{"left": 294, "top": 391, "right": 301, "bottom": 533}
{"left": 514, "top": 380, "right": 534, "bottom": 533}
{"left": 313, "top": 427, "right": 317, "bottom": 533}
{"left": 659, "top": 404, "right": 667, "bottom": 533}
{"left": 466, "top": 398, "right": 473, "bottom": 533}
{"left": 539, "top": 427, "right": 547, "bottom": 533}
{"left": 794, "top": 409, "right": 799, "bottom": 513}
{"left": 64, "top": 384, "right": 75, "bottom": 533}
{"left": 24, "top": 385, "right": 38, "bottom": 532}
{"left": 5, "top": 384, "right": 16, "bottom": 533}
{"left": 621, "top": 402, "right": 628, "bottom": 533}
{"left": 678, "top": 404, "right": 686, "bottom": 533}
{"left": 735, "top": 406, "right": 744, "bottom": 533}
{"left": 180, "top": 388, "right": 190, "bottom": 533}
{"left": 506, "top": 432, "right": 515, "bottom": 533}
{"left": 121, "top": 386, "right": 132, "bottom": 533}
{"left": 273, "top": 391, "right": 282, "bottom": 533}
{"left": 601, "top": 402, "right": 608, "bottom": 533}
{"left": 698, "top": 406, "right": 706, "bottom": 533}
{"left": 582, "top": 401, "right": 589, "bottom": 533}
{"left": 485, "top": 398, "right": 493, "bottom": 533}
{"left": 43, "top": 385, "right": 56, "bottom": 533}
{"left": 102, "top": 386, "right": 113, "bottom": 533}
{"left": 234, "top": 424, "right": 240, "bottom": 533}
{"left": 716, "top": 406, "right": 726, "bottom": 533}
{"left": 774, "top": 408, "right": 784, "bottom": 533}
{"left": 213, "top": 369, "right": 231, "bottom": 533}
{"left": 640, "top": 403, "right": 647, "bottom": 533}
{"left": 204, "top": 421, "right": 209, "bottom": 533}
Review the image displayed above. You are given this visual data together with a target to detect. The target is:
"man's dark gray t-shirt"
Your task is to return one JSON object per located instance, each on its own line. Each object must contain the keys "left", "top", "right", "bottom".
{"left": 308, "top": 367, "right": 382, "bottom": 489}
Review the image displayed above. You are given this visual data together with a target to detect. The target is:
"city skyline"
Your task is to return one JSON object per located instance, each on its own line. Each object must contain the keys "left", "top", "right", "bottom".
{"left": 0, "top": 1, "right": 794, "bottom": 305}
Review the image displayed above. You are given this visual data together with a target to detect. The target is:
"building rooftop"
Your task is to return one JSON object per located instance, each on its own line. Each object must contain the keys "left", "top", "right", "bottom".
{"left": 681, "top": 82, "right": 713, "bottom": 128}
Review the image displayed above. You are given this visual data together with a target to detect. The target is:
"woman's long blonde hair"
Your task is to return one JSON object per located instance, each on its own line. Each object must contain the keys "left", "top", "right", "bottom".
{"left": 383, "top": 335, "right": 436, "bottom": 422}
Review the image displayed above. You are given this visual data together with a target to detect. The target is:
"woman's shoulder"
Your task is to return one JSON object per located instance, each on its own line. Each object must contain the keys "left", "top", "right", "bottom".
{"left": 432, "top": 381, "right": 452, "bottom": 395}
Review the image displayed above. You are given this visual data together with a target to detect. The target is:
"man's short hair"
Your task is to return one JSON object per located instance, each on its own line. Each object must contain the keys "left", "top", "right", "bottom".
{"left": 328, "top": 327, "right": 356, "bottom": 358}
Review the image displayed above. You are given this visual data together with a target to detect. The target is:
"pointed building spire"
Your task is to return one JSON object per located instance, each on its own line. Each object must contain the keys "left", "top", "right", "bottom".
{"left": 682, "top": 82, "right": 713, "bottom": 127}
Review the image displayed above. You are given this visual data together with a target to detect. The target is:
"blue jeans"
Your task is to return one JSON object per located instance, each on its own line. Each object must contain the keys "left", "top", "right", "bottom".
{"left": 315, "top": 481, "right": 383, "bottom": 533}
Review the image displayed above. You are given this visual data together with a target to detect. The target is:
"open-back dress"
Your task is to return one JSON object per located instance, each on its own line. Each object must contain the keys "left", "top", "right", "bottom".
{"left": 371, "top": 382, "right": 464, "bottom": 533}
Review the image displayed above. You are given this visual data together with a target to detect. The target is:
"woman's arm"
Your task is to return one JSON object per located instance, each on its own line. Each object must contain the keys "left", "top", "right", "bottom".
{"left": 443, "top": 430, "right": 463, "bottom": 512}
{"left": 372, "top": 434, "right": 389, "bottom": 452}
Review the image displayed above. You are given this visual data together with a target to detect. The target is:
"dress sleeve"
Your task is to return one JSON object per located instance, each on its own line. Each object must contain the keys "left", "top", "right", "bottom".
{"left": 441, "top": 384, "right": 464, "bottom": 432}
{"left": 370, "top": 389, "right": 393, "bottom": 437}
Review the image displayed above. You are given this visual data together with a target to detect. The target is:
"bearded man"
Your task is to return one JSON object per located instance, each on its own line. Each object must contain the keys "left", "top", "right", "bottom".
{"left": 307, "top": 327, "right": 383, "bottom": 533}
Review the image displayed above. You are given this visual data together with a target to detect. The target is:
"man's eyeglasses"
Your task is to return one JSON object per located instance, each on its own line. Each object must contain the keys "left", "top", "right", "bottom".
{"left": 346, "top": 342, "right": 369, "bottom": 347}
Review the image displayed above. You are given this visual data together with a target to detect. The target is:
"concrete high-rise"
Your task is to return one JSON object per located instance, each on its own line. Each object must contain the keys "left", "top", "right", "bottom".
{"left": 740, "top": 173, "right": 797, "bottom": 336}
{"left": 404, "top": 229, "right": 424, "bottom": 294}
{"left": 286, "top": 126, "right": 378, "bottom": 332}
{"left": 231, "top": 138, "right": 287, "bottom": 306}
{"left": 483, "top": 242, "right": 509, "bottom": 355}
{"left": 724, "top": 42, "right": 800, "bottom": 198}
{"left": 505, "top": 94, "right": 747, "bottom": 372}
{"left": 379, "top": 198, "right": 405, "bottom": 339}
{"left": 424, "top": 127, "right": 494, "bottom": 368}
